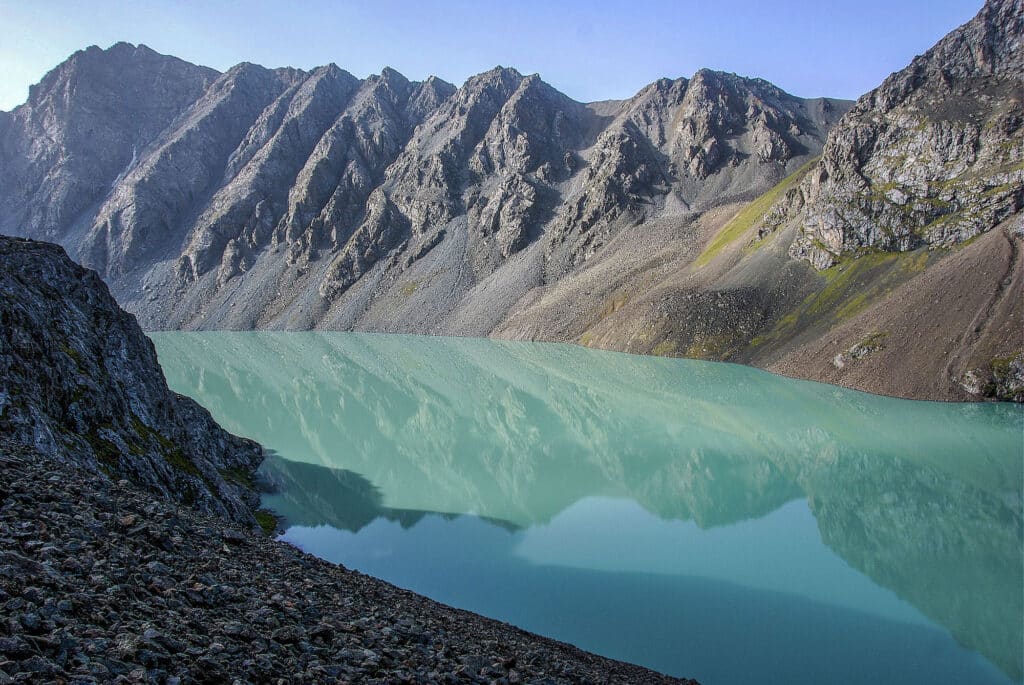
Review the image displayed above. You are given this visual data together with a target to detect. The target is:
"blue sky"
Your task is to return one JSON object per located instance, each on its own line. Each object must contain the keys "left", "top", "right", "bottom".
{"left": 0, "top": 0, "right": 983, "bottom": 110}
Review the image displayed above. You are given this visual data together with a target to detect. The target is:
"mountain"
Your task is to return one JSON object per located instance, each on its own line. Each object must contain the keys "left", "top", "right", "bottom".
{"left": 529, "top": 0, "right": 1021, "bottom": 401}
{"left": 0, "top": 236, "right": 263, "bottom": 523}
{"left": 0, "top": 44, "right": 847, "bottom": 325}
{"left": 0, "top": 0, "right": 1020, "bottom": 401}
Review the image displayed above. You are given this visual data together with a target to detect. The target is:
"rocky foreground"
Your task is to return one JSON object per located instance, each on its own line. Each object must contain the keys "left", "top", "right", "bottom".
{"left": 0, "top": 439, "right": 690, "bottom": 684}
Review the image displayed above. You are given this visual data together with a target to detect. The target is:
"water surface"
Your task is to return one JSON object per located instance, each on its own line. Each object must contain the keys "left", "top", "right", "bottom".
{"left": 151, "top": 332, "right": 1024, "bottom": 685}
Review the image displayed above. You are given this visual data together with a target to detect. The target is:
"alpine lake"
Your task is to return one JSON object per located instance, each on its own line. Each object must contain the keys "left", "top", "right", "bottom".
{"left": 150, "top": 332, "right": 1023, "bottom": 685}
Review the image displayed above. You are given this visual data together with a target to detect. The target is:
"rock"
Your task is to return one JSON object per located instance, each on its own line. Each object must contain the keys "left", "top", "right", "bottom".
{"left": 221, "top": 529, "right": 246, "bottom": 545}
{"left": 0, "top": 237, "right": 263, "bottom": 524}
{"left": 962, "top": 352, "right": 1024, "bottom": 401}
{"left": 17, "top": 614, "right": 40, "bottom": 633}
{"left": 145, "top": 561, "right": 172, "bottom": 575}
{"left": 270, "top": 625, "right": 304, "bottom": 644}
{"left": 787, "top": 0, "right": 1023, "bottom": 266}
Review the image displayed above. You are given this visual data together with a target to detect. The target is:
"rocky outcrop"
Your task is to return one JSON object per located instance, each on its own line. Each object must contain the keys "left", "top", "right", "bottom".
{"left": 0, "top": 237, "right": 262, "bottom": 523}
{"left": 961, "top": 351, "right": 1024, "bottom": 401}
{"left": 786, "top": 0, "right": 1023, "bottom": 268}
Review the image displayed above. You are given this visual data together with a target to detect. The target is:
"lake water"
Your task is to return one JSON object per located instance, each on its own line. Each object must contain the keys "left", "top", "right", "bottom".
{"left": 151, "top": 332, "right": 1024, "bottom": 685}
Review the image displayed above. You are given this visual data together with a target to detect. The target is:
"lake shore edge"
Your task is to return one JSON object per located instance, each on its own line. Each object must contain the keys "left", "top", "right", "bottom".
{"left": 148, "top": 328, "right": 1022, "bottom": 406}
{"left": 0, "top": 437, "right": 692, "bottom": 684}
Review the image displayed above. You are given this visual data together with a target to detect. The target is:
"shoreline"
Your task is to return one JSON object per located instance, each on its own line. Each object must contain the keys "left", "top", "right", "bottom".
{"left": 0, "top": 438, "right": 692, "bottom": 684}
{"left": 147, "top": 328, "right": 1023, "bottom": 405}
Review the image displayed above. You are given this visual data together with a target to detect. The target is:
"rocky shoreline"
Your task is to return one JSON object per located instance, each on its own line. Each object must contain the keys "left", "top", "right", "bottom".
{"left": 0, "top": 439, "right": 691, "bottom": 684}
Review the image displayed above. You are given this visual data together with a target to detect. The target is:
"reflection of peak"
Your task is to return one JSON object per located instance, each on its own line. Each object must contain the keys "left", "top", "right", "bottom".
{"left": 259, "top": 453, "right": 521, "bottom": 534}
{"left": 807, "top": 452, "right": 1023, "bottom": 681}
{"left": 635, "top": 450, "right": 803, "bottom": 529}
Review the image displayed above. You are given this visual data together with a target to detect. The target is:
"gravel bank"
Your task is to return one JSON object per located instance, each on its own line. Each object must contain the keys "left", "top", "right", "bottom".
{"left": 0, "top": 440, "right": 693, "bottom": 684}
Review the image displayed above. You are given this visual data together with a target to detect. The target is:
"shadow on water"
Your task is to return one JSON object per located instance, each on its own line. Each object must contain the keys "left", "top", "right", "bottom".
{"left": 266, "top": 450, "right": 1018, "bottom": 685}
{"left": 257, "top": 448, "right": 519, "bottom": 533}
{"left": 151, "top": 332, "right": 1024, "bottom": 683}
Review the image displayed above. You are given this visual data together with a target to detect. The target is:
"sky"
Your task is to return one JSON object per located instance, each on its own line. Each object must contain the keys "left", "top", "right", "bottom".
{"left": 0, "top": 0, "right": 984, "bottom": 111}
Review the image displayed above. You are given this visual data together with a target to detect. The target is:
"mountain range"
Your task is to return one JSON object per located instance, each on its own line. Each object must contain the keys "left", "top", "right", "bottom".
{"left": 1, "top": 0, "right": 1020, "bottom": 401}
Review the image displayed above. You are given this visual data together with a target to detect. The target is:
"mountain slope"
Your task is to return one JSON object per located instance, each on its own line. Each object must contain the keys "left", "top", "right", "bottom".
{"left": 0, "top": 44, "right": 847, "bottom": 336}
{"left": 515, "top": 0, "right": 1022, "bottom": 401}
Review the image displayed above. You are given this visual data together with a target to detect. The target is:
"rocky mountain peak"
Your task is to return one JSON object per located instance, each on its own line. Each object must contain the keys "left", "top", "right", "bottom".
{"left": 405, "top": 75, "right": 457, "bottom": 122}
{"left": 787, "top": 0, "right": 1023, "bottom": 268}
{"left": 0, "top": 43, "right": 218, "bottom": 246}
{"left": 380, "top": 65, "right": 405, "bottom": 80}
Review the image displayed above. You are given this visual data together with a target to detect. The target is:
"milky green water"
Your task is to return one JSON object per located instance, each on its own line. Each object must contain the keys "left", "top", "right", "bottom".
{"left": 150, "top": 332, "right": 1024, "bottom": 685}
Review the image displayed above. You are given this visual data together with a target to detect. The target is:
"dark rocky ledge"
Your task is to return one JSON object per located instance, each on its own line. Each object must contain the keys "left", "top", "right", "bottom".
{"left": 0, "top": 439, "right": 690, "bottom": 684}
{"left": 0, "top": 236, "right": 262, "bottom": 526}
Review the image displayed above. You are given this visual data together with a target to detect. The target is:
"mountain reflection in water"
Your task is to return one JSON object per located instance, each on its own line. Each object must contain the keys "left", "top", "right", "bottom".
{"left": 152, "top": 332, "right": 1023, "bottom": 685}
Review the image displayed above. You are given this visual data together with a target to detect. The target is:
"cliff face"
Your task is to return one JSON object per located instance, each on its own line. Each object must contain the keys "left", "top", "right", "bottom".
{"left": 785, "top": 0, "right": 1023, "bottom": 268}
{"left": 0, "top": 44, "right": 846, "bottom": 333}
{"left": 0, "top": 236, "right": 262, "bottom": 523}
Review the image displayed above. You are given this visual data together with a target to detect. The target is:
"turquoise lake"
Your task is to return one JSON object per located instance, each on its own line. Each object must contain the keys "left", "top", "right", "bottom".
{"left": 150, "top": 332, "right": 1024, "bottom": 685}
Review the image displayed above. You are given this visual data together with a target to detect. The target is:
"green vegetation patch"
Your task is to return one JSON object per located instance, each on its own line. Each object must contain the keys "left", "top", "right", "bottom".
{"left": 695, "top": 157, "right": 819, "bottom": 268}
{"left": 160, "top": 446, "right": 200, "bottom": 476}
{"left": 60, "top": 343, "right": 85, "bottom": 371}
{"left": 220, "top": 466, "right": 256, "bottom": 489}
{"left": 255, "top": 509, "right": 278, "bottom": 535}
{"left": 131, "top": 412, "right": 205, "bottom": 477}
{"left": 855, "top": 331, "right": 889, "bottom": 351}
{"left": 751, "top": 248, "right": 937, "bottom": 351}
{"left": 684, "top": 333, "right": 736, "bottom": 360}
{"left": 85, "top": 431, "right": 121, "bottom": 467}
{"left": 652, "top": 339, "right": 678, "bottom": 357}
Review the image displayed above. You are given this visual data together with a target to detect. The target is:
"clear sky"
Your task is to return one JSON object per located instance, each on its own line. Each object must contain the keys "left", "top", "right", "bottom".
{"left": 0, "top": 0, "right": 984, "bottom": 111}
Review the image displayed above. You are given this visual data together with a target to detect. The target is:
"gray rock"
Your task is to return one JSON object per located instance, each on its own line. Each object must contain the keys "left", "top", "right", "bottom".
{"left": 786, "top": 0, "right": 1023, "bottom": 267}
{"left": 0, "top": 236, "right": 262, "bottom": 524}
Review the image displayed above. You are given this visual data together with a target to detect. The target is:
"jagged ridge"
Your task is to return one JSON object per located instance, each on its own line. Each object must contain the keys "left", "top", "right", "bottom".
{"left": 0, "top": 46, "right": 846, "bottom": 334}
